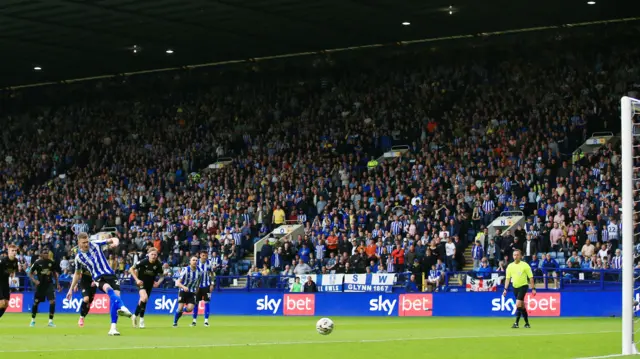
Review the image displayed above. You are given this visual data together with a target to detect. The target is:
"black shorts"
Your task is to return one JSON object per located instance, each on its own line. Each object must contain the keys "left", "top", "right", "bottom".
{"left": 0, "top": 281, "right": 10, "bottom": 301}
{"left": 178, "top": 291, "right": 196, "bottom": 305}
{"left": 195, "top": 287, "right": 211, "bottom": 302}
{"left": 513, "top": 285, "right": 529, "bottom": 301}
{"left": 96, "top": 275, "right": 121, "bottom": 292}
{"left": 138, "top": 281, "right": 154, "bottom": 296}
{"left": 34, "top": 283, "right": 56, "bottom": 302}
{"left": 80, "top": 280, "right": 97, "bottom": 300}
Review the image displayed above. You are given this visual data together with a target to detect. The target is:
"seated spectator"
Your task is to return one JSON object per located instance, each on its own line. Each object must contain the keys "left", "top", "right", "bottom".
{"left": 293, "top": 259, "right": 312, "bottom": 275}
{"left": 426, "top": 265, "right": 442, "bottom": 292}
{"left": 405, "top": 274, "right": 420, "bottom": 292}
{"left": 530, "top": 254, "right": 543, "bottom": 278}
{"left": 476, "top": 258, "right": 492, "bottom": 279}
{"left": 542, "top": 253, "right": 559, "bottom": 289}
{"left": 581, "top": 240, "right": 596, "bottom": 261}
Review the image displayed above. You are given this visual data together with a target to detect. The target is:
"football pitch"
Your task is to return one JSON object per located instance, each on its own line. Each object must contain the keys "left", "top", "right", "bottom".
{"left": 0, "top": 314, "right": 629, "bottom": 359}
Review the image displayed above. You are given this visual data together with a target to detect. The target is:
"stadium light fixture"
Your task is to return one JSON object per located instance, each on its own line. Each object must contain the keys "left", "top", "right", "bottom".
{"left": 402, "top": 22, "right": 410, "bottom": 26}
{"left": 166, "top": 49, "right": 174, "bottom": 54}
{"left": 33, "top": 66, "right": 42, "bottom": 71}
{"left": 587, "top": 1, "right": 595, "bottom": 4}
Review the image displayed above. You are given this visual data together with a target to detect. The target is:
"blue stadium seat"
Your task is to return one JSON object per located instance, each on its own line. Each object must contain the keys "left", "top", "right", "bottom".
{"left": 550, "top": 252, "right": 557, "bottom": 259}
{"left": 578, "top": 251, "right": 582, "bottom": 257}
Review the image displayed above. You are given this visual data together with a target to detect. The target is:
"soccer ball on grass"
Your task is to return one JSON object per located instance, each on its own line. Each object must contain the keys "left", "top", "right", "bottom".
{"left": 316, "top": 317, "right": 334, "bottom": 335}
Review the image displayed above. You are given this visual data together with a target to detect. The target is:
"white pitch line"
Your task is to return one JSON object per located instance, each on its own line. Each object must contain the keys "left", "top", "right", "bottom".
{"left": 575, "top": 355, "right": 628, "bottom": 359}
{"left": 0, "top": 330, "right": 619, "bottom": 353}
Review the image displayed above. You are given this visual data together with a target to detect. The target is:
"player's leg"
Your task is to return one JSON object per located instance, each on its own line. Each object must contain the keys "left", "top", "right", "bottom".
{"left": 78, "top": 295, "right": 91, "bottom": 327}
{"left": 47, "top": 286, "right": 56, "bottom": 327}
{"left": 0, "top": 299, "right": 7, "bottom": 319}
{"left": 48, "top": 299, "right": 56, "bottom": 327}
{"left": 134, "top": 287, "right": 150, "bottom": 328}
{"left": 203, "top": 289, "right": 211, "bottom": 327}
{"left": 192, "top": 289, "right": 202, "bottom": 326}
{"left": 100, "top": 277, "right": 131, "bottom": 318}
{"left": 173, "top": 299, "right": 185, "bottom": 327}
{"left": 30, "top": 297, "right": 40, "bottom": 327}
{"left": 99, "top": 278, "right": 129, "bottom": 336}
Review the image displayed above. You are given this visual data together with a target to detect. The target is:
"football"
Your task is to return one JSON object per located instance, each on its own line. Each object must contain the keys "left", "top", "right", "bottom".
{"left": 316, "top": 317, "right": 334, "bottom": 335}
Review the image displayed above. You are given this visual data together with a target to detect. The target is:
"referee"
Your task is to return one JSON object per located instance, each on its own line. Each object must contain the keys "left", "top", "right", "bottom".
{"left": 502, "top": 249, "right": 535, "bottom": 328}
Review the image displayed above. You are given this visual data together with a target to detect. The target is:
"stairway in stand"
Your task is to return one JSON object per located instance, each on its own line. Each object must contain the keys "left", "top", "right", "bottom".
{"left": 463, "top": 246, "right": 474, "bottom": 271}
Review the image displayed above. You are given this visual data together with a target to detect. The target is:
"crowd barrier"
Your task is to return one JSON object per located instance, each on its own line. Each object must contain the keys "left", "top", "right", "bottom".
{"left": 4, "top": 290, "right": 631, "bottom": 317}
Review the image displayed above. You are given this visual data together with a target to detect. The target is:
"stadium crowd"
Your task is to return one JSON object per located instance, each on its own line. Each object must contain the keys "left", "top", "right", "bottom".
{"left": 0, "top": 23, "right": 639, "bottom": 291}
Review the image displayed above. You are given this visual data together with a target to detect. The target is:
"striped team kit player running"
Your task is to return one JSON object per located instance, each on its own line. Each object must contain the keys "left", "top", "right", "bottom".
{"left": 173, "top": 256, "right": 204, "bottom": 327}
{"left": 191, "top": 250, "right": 215, "bottom": 327}
{"left": 66, "top": 232, "right": 132, "bottom": 336}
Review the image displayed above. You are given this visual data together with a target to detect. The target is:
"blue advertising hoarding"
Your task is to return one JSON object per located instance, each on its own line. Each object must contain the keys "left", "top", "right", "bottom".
{"left": 6, "top": 290, "right": 626, "bottom": 317}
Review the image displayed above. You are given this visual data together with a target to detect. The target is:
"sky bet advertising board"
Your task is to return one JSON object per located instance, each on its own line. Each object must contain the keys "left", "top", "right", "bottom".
{"left": 6, "top": 291, "right": 625, "bottom": 317}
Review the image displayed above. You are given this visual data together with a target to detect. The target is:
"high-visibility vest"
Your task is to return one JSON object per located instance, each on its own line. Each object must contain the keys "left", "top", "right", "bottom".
{"left": 367, "top": 160, "right": 378, "bottom": 169}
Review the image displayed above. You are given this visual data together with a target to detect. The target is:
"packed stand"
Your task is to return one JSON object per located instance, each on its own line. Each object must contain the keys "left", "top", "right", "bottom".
{"left": 0, "top": 23, "right": 639, "bottom": 293}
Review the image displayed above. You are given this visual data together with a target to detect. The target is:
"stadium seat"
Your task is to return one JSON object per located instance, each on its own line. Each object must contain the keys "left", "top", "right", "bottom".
{"left": 550, "top": 252, "right": 557, "bottom": 259}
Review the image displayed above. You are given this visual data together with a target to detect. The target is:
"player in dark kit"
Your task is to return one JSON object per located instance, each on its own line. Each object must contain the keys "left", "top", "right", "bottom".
{"left": 129, "top": 247, "right": 164, "bottom": 329}
{"left": 28, "top": 248, "right": 61, "bottom": 327}
{"left": 0, "top": 245, "right": 20, "bottom": 320}
{"left": 74, "top": 262, "right": 97, "bottom": 328}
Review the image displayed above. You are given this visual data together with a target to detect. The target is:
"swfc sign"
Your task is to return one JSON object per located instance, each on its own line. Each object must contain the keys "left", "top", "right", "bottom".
{"left": 343, "top": 273, "right": 396, "bottom": 293}
{"left": 289, "top": 274, "right": 344, "bottom": 292}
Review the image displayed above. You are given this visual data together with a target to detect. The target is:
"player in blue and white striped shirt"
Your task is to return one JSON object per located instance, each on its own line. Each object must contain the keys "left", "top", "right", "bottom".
{"left": 191, "top": 251, "right": 214, "bottom": 327}
{"left": 173, "top": 256, "right": 203, "bottom": 327}
{"left": 66, "top": 232, "right": 132, "bottom": 336}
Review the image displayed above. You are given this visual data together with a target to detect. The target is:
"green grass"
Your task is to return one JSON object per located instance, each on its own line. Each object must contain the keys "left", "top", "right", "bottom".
{"left": 0, "top": 314, "right": 626, "bottom": 359}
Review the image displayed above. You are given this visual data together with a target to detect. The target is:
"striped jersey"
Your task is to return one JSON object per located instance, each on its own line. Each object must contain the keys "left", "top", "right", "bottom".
{"left": 197, "top": 259, "right": 213, "bottom": 288}
{"left": 74, "top": 239, "right": 114, "bottom": 281}
{"left": 178, "top": 265, "right": 203, "bottom": 293}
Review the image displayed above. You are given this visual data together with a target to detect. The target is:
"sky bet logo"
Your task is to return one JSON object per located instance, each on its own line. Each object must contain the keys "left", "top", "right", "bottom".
{"left": 256, "top": 295, "right": 282, "bottom": 314}
{"left": 62, "top": 294, "right": 110, "bottom": 314}
{"left": 153, "top": 295, "right": 205, "bottom": 314}
{"left": 7, "top": 293, "right": 23, "bottom": 313}
{"left": 491, "top": 293, "right": 560, "bottom": 316}
{"left": 283, "top": 294, "right": 315, "bottom": 316}
{"left": 369, "top": 295, "right": 397, "bottom": 316}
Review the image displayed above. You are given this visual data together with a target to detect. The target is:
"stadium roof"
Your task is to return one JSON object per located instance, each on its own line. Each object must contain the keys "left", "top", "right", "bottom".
{"left": 1, "top": 0, "right": 639, "bottom": 88}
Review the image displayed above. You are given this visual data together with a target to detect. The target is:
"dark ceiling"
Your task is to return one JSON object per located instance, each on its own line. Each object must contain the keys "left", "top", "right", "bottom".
{"left": 1, "top": 0, "right": 638, "bottom": 88}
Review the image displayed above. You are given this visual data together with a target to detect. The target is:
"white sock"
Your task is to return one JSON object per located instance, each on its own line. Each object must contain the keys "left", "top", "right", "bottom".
{"left": 110, "top": 323, "right": 117, "bottom": 331}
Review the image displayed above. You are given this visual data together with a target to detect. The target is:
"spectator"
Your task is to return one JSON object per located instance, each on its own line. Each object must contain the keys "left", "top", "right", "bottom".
{"left": 290, "top": 277, "right": 303, "bottom": 292}
{"left": 582, "top": 240, "right": 596, "bottom": 260}
{"left": 303, "top": 276, "right": 317, "bottom": 293}
{"left": 542, "top": 253, "right": 559, "bottom": 289}
{"left": 476, "top": 258, "right": 492, "bottom": 279}
{"left": 472, "top": 240, "right": 484, "bottom": 271}
{"left": 405, "top": 274, "right": 420, "bottom": 292}
{"left": 426, "top": 265, "right": 442, "bottom": 292}
{"left": 294, "top": 259, "right": 312, "bottom": 275}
